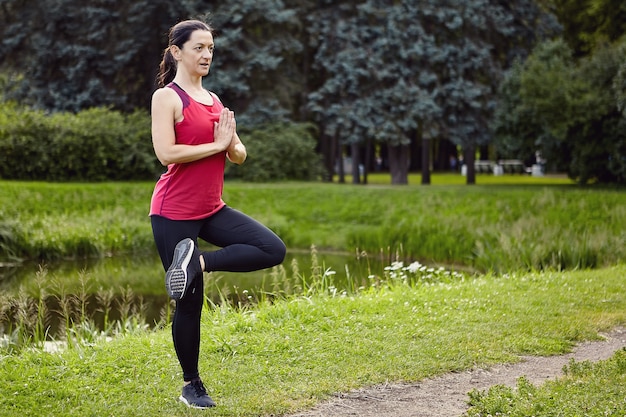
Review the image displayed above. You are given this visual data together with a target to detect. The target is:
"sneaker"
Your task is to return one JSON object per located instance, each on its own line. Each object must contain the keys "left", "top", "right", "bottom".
{"left": 179, "top": 379, "right": 216, "bottom": 408}
{"left": 165, "top": 238, "right": 202, "bottom": 300}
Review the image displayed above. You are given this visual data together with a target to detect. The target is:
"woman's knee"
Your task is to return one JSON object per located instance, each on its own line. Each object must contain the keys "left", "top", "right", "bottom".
{"left": 268, "top": 236, "right": 287, "bottom": 267}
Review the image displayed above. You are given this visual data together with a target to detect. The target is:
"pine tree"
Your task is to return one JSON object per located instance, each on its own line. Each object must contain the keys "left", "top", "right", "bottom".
{"left": 0, "top": 0, "right": 192, "bottom": 112}
{"left": 306, "top": 0, "right": 554, "bottom": 184}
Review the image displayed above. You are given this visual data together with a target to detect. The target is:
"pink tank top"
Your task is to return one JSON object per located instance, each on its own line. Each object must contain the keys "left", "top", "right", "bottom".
{"left": 150, "top": 83, "right": 226, "bottom": 220}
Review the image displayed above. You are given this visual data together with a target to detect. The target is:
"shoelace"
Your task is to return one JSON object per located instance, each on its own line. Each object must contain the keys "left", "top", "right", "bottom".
{"left": 191, "top": 380, "right": 208, "bottom": 397}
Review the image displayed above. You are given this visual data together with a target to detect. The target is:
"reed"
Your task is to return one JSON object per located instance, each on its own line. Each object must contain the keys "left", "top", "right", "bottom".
{"left": 0, "top": 266, "right": 158, "bottom": 354}
{"left": 0, "top": 246, "right": 469, "bottom": 354}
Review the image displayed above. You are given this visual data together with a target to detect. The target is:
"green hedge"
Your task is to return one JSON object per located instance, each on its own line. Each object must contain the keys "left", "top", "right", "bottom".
{"left": 0, "top": 102, "right": 160, "bottom": 181}
{"left": 226, "top": 122, "right": 325, "bottom": 182}
{"left": 0, "top": 102, "right": 324, "bottom": 182}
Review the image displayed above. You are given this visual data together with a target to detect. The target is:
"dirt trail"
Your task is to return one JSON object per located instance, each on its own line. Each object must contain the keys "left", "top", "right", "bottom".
{"left": 285, "top": 327, "right": 626, "bottom": 417}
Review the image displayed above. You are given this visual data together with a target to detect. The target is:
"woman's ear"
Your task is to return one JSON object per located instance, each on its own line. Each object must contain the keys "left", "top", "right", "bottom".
{"left": 170, "top": 45, "right": 182, "bottom": 61}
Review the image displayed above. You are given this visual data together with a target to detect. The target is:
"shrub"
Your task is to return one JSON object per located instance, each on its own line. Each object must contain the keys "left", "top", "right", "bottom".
{"left": 226, "top": 122, "right": 325, "bottom": 182}
{"left": 0, "top": 103, "right": 324, "bottom": 182}
{"left": 0, "top": 103, "right": 160, "bottom": 181}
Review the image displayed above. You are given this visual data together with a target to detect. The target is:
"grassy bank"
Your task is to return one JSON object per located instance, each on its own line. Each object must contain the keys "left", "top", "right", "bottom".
{"left": 1, "top": 176, "right": 624, "bottom": 272}
{"left": 0, "top": 264, "right": 624, "bottom": 416}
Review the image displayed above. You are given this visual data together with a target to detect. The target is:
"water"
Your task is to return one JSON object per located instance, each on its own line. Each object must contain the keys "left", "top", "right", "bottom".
{"left": 0, "top": 249, "right": 390, "bottom": 339}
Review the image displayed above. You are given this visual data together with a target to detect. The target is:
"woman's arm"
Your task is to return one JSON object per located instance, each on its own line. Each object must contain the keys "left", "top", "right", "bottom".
{"left": 151, "top": 88, "right": 233, "bottom": 166}
{"left": 226, "top": 132, "right": 247, "bottom": 165}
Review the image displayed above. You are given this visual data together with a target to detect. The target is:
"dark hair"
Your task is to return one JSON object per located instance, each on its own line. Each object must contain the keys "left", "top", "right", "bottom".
{"left": 156, "top": 20, "right": 213, "bottom": 88}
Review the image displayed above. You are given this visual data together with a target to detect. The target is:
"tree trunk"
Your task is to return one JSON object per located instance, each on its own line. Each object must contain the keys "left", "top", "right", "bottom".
{"left": 479, "top": 144, "right": 490, "bottom": 161}
{"left": 421, "top": 136, "right": 431, "bottom": 185}
{"left": 320, "top": 133, "right": 336, "bottom": 182}
{"left": 464, "top": 145, "right": 476, "bottom": 185}
{"left": 388, "top": 143, "right": 409, "bottom": 185}
{"left": 351, "top": 142, "right": 361, "bottom": 184}
{"left": 337, "top": 139, "right": 345, "bottom": 183}
{"left": 409, "top": 133, "right": 421, "bottom": 172}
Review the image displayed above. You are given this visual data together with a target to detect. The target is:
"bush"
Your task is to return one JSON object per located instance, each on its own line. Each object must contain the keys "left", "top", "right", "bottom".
{"left": 0, "top": 103, "right": 325, "bottom": 182}
{"left": 226, "top": 122, "right": 324, "bottom": 182}
{"left": 0, "top": 103, "right": 161, "bottom": 181}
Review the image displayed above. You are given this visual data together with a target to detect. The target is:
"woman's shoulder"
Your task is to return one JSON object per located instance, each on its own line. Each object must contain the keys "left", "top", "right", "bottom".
{"left": 152, "top": 85, "right": 179, "bottom": 100}
{"left": 152, "top": 86, "right": 185, "bottom": 108}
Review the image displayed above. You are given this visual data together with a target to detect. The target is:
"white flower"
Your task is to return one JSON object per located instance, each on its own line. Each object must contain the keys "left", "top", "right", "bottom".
{"left": 406, "top": 261, "right": 423, "bottom": 274}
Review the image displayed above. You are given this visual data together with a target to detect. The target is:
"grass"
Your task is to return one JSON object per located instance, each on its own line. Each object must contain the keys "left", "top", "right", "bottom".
{"left": 0, "top": 265, "right": 160, "bottom": 354}
{"left": 466, "top": 351, "right": 626, "bottom": 416}
{"left": 0, "top": 175, "right": 625, "bottom": 416}
{"left": 0, "top": 263, "right": 624, "bottom": 416}
{"left": 1, "top": 174, "right": 624, "bottom": 272}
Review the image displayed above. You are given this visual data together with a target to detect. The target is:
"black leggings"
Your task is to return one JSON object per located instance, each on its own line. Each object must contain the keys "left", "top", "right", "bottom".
{"left": 151, "top": 206, "right": 286, "bottom": 381}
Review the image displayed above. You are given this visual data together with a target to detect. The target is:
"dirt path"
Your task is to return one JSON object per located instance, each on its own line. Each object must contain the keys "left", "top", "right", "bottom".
{"left": 285, "top": 327, "right": 626, "bottom": 417}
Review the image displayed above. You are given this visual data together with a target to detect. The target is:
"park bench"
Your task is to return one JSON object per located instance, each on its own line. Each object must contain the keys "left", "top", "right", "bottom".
{"left": 474, "top": 160, "right": 494, "bottom": 173}
{"left": 497, "top": 159, "right": 527, "bottom": 174}
{"left": 463, "top": 159, "right": 534, "bottom": 176}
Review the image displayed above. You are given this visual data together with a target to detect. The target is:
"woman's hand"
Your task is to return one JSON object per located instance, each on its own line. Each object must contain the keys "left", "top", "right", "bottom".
{"left": 214, "top": 108, "right": 236, "bottom": 151}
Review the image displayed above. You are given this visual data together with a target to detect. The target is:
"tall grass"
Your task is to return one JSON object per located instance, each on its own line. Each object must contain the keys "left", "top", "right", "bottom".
{"left": 0, "top": 178, "right": 623, "bottom": 272}
{"left": 0, "top": 265, "right": 160, "bottom": 354}
{"left": 0, "top": 247, "right": 461, "bottom": 354}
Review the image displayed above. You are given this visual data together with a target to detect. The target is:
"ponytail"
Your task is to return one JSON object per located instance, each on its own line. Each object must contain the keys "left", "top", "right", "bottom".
{"left": 157, "top": 47, "right": 177, "bottom": 88}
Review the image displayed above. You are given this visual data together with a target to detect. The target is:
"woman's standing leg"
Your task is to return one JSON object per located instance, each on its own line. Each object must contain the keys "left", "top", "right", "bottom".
{"left": 151, "top": 216, "right": 205, "bottom": 381}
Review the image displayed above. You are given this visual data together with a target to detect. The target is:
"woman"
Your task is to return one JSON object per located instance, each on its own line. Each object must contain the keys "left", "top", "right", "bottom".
{"left": 150, "top": 19, "right": 286, "bottom": 409}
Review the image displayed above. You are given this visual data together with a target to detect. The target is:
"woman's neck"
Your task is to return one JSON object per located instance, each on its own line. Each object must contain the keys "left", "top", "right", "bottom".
{"left": 172, "top": 74, "right": 213, "bottom": 105}
{"left": 172, "top": 74, "right": 204, "bottom": 93}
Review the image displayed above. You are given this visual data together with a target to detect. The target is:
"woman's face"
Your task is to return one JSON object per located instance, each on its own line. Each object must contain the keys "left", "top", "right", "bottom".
{"left": 178, "top": 29, "right": 214, "bottom": 77}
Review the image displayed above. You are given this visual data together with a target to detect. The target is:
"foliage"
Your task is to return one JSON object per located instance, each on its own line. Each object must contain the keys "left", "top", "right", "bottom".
{"left": 307, "top": 2, "right": 438, "bottom": 147}
{"left": 0, "top": 100, "right": 324, "bottom": 182}
{"left": 204, "top": 0, "right": 306, "bottom": 126}
{"left": 0, "top": 0, "right": 192, "bottom": 112}
{"left": 226, "top": 122, "right": 324, "bottom": 182}
{"left": 306, "top": 0, "right": 557, "bottom": 183}
{"left": 0, "top": 103, "right": 160, "bottom": 181}
{"left": 538, "top": 0, "right": 626, "bottom": 56}
{"left": 494, "top": 38, "right": 626, "bottom": 184}
{"left": 0, "top": 1, "right": 557, "bottom": 183}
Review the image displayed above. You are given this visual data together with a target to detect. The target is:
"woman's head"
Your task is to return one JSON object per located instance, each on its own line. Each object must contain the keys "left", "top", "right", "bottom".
{"left": 157, "top": 20, "right": 214, "bottom": 88}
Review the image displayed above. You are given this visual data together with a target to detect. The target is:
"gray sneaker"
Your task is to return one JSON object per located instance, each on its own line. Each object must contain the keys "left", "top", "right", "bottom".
{"left": 165, "top": 238, "right": 201, "bottom": 300}
{"left": 179, "top": 379, "right": 216, "bottom": 408}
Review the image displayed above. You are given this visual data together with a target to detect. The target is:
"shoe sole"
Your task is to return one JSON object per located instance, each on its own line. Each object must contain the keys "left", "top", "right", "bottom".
{"left": 165, "top": 238, "right": 195, "bottom": 300}
{"left": 179, "top": 395, "right": 216, "bottom": 408}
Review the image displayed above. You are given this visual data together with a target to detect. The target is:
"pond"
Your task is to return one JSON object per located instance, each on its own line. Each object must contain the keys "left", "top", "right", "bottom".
{"left": 0, "top": 248, "right": 394, "bottom": 340}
